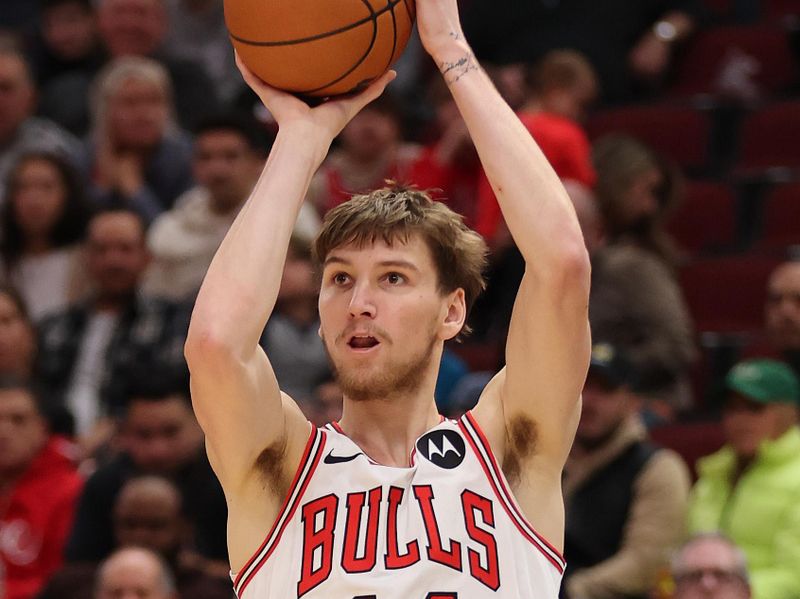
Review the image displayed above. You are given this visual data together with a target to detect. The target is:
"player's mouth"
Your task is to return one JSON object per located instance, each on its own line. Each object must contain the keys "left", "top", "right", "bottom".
{"left": 347, "top": 335, "right": 380, "bottom": 351}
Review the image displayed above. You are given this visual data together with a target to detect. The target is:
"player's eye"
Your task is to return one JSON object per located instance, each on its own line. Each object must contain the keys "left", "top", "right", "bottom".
{"left": 384, "top": 272, "right": 405, "bottom": 285}
{"left": 332, "top": 272, "right": 350, "bottom": 285}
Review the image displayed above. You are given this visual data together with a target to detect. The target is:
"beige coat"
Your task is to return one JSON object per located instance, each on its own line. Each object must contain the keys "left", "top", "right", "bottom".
{"left": 564, "top": 416, "right": 691, "bottom": 599}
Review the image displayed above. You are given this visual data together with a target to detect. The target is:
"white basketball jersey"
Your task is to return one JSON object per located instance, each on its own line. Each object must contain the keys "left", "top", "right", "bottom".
{"left": 232, "top": 412, "right": 565, "bottom": 598}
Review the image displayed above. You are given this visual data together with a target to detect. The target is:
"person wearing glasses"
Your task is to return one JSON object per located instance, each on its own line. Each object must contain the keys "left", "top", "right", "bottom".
{"left": 671, "top": 533, "right": 751, "bottom": 599}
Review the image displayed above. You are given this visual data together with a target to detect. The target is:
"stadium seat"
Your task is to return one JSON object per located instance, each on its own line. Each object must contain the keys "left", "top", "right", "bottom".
{"left": 679, "top": 255, "right": 781, "bottom": 333}
{"left": 667, "top": 181, "right": 738, "bottom": 254}
{"left": 587, "top": 104, "right": 712, "bottom": 172}
{"left": 650, "top": 420, "right": 727, "bottom": 479}
{"left": 757, "top": 182, "right": 800, "bottom": 249}
{"left": 764, "top": 0, "right": 800, "bottom": 21}
{"left": 736, "top": 101, "right": 800, "bottom": 172}
{"left": 671, "top": 25, "right": 796, "bottom": 99}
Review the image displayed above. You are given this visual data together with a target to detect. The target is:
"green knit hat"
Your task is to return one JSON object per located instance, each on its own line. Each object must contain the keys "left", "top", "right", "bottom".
{"left": 725, "top": 359, "right": 800, "bottom": 405}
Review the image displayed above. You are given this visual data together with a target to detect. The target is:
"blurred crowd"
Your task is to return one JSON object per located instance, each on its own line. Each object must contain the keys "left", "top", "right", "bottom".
{"left": 0, "top": 0, "right": 799, "bottom": 598}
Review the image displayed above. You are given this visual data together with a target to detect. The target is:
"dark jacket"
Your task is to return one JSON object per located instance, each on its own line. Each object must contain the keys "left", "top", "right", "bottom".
{"left": 64, "top": 450, "right": 228, "bottom": 562}
{"left": 563, "top": 417, "right": 690, "bottom": 599}
{"left": 36, "top": 293, "right": 189, "bottom": 418}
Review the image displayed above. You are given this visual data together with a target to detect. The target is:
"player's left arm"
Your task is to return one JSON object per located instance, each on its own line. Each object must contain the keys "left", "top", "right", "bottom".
{"left": 417, "top": 0, "right": 591, "bottom": 544}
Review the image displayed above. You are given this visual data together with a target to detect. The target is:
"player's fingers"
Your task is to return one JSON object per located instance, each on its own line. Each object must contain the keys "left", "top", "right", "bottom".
{"left": 234, "top": 50, "right": 294, "bottom": 108}
{"left": 234, "top": 49, "right": 254, "bottom": 80}
{"left": 235, "top": 51, "right": 270, "bottom": 91}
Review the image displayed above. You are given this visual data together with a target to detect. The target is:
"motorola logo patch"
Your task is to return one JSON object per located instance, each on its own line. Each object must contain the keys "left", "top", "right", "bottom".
{"left": 416, "top": 430, "right": 465, "bottom": 469}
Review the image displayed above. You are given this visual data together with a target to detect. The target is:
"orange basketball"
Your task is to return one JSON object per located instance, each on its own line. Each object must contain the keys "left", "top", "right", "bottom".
{"left": 224, "top": 0, "right": 416, "bottom": 98}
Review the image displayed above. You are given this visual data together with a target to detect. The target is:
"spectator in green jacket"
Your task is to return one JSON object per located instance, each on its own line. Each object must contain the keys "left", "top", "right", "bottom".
{"left": 687, "top": 359, "right": 800, "bottom": 599}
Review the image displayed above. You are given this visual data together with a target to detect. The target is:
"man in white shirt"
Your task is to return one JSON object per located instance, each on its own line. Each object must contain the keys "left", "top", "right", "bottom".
{"left": 37, "top": 209, "right": 187, "bottom": 444}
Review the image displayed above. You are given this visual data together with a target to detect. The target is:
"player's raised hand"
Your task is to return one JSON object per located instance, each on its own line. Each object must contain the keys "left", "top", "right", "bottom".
{"left": 415, "top": 0, "right": 468, "bottom": 59}
{"left": 235, "top": 51, "right": 395, "bottom": 147}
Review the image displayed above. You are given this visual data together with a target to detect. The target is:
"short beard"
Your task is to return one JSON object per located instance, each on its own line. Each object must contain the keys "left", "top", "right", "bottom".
{"left": 575, "top": 419, "right": 624, "bottom": 451}
{"left": 325, "top": 332, "right": 439, "bottom": 403}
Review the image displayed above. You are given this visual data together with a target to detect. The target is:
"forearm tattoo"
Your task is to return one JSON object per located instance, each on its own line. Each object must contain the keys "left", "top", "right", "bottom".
{"left": 439, "top": 51, "right": 479, "bottom": 84}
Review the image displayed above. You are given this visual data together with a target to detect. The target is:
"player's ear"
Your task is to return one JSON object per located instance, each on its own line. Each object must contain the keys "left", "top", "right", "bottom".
{"left": 440, "top": 288, "right": 466, "bottom": 341}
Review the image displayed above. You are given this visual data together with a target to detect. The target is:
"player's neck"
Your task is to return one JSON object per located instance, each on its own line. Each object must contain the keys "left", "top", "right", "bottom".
{"left": 338, "top": 395, "right": 441, "bottom": 467}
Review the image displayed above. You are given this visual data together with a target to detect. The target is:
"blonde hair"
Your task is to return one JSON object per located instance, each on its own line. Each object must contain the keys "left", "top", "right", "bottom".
{"left": 89, "top": 55, "right": 175, "bottom": 138}
{"left": 313, "top": 185, "right": 488, "bottom": 334}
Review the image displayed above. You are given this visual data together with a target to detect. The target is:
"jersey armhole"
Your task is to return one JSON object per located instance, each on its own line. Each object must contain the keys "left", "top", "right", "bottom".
{"left": 459, "top": 411, "right": 567, "bottom": 574}
{"left": 232, "top": 424, "right": 326, "bottom": 596}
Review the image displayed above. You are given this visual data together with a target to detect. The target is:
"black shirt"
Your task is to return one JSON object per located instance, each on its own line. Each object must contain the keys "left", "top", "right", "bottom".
{"left": 461, "top": 0, "right": 703, "bottom": 103}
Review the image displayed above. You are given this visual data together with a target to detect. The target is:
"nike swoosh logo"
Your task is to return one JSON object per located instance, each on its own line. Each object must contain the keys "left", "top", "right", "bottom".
{"left": 323, "top": 449, "right": 364, "bottom": 464}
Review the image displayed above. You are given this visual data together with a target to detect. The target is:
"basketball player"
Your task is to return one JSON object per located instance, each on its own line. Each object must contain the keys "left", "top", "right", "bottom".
{"left": 185, "top": 0, "right": 591, "bottom": 596}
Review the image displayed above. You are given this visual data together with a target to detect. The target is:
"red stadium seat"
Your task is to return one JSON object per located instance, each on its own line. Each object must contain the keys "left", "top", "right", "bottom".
{"left": 764, "top": 0, "right": 800, "bottom": 20}
{"left": 737, "top": 101, "right": 800, "bottom": 171}
{"left": 679, "top": 255, "right": 781, "bottom": 333}
{"left": 758, "top": 182, "right": 800, "bottom": 249}
{"left": 671, "top": 25, "right": 796, "bottom": 99}
{"left": 667, "top": 181, "right": 738, "bottom": 254}
{"left": 701, "top": 0, "right": 734, "bottom": 19}
{"left": 650, "top": 420, "right": 727, "bottom": 480}
{"left": 587, "top": 104, "right": 712, "bottom": 172}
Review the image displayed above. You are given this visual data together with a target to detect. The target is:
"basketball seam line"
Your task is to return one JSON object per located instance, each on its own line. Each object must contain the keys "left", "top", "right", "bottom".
{"left": 383, "top": 0, "right": 398, "bottom": 76}
{"left": 229, "top": 0, "right": 404, "bottom": 47}
{"left": 302, "top": 0, "right": 380, "bottom": 94}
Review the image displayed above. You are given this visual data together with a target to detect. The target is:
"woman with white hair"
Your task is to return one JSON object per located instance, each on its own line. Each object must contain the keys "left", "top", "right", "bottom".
{"left": 84, "top": 56, "right": 194, "bottom": 224}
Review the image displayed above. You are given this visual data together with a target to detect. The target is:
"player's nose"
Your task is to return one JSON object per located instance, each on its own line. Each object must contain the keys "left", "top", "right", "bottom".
{"left": 348, "top": 281, "right": 376, "bottom": 318}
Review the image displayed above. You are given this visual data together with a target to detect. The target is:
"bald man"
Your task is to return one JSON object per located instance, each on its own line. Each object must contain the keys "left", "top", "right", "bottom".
{"left": 95, "top": 547, "right": 177, "bottom": 599}
{"left": 671, "top": 534, "right": 751, "bottom": 599}
{"left": 113, "top": 477, "right": 186, "bottom": 560}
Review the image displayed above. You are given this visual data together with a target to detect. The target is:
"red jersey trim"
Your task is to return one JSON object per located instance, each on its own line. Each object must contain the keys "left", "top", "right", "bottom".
{"left": 234, "top": 425, "right": 327, "bottom": 597}
{"left": 459, "top": 412, "right": 566, "bottom": 573}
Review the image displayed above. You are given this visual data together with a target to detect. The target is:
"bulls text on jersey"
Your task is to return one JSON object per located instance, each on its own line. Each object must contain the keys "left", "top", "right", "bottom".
{"left": 299, "top": 484, "right": 500, "bottom": 595}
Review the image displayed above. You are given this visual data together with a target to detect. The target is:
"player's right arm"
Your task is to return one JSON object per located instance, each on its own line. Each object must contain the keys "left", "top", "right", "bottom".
{"left": 184, "top": 58, "right": 395, "bottom": 561}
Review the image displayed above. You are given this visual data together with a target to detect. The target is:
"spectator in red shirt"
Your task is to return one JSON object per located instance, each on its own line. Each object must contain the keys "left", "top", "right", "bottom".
{"left": 474, "top": 50, "right": 598, "bottom": 245}
{"left": 409, "top": 76, "right": 482, "bottom": 227}
{"left": 0, "top": 379, "right": 83, "bottom": 599}
{"left": 466, "top": 52, "right": 599, "bottom": 339}
{"left": 305, "top": 94, "right": 420, "bottom": 216}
